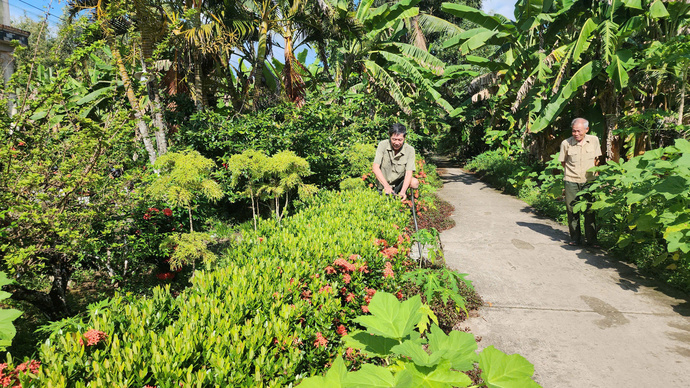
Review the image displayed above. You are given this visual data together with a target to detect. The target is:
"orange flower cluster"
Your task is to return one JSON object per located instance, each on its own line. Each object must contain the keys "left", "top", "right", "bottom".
{"left": 383, "top": 262, "right": 395, "bottom": 278}
{"left": 0, "top": 360, "right": 40, "bottom": 387}
{"left": 78, "top": 329, "right": 108, "bottom": 347}
{"left": 336, "top": 325, "right": 348, "bottom": 336}
{"left": 314, "top": 332, "right": 328, "bottom": 348}
{"left": 381, "top": 246, "right": 398, "bottom": 259}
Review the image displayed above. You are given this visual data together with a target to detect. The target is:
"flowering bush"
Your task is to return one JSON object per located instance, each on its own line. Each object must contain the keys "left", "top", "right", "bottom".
{"left": 35, "top": 190, "right": 411, "bottom": 386}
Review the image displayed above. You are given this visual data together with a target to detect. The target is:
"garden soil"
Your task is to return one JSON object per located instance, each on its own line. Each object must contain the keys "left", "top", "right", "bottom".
{"left": 436, "top": 165, "right": 690, "bottom": 388}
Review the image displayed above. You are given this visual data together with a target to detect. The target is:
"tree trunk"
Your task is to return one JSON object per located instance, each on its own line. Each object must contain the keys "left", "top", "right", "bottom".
{"left": 7, "top": 259, "right": 72, "bottom": 320}
{"left": 601, "top": 81, "right": 621, "bottom": 162}
{"left": 107, "top": 34, "right": 158, "bottom": 165}
{"left": 679, "top": 69, "right": 686, "bottom": 126}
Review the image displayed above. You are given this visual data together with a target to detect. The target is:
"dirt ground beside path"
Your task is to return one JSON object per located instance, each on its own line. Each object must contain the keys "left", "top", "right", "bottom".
{"left": 436, "top": 166, "right": 690, "bottom": 388}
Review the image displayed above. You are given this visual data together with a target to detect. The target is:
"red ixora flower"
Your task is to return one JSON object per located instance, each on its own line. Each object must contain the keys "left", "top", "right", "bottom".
{"left": 365, "top": 288, "right": 377, "bottom": 297}
{"left": 336, "top": 325, "right": 348, "bottom": 336}
{"left": 342, "top": 273, "right": 351, "bottom": 284}
{"left": 314, "top": 332, "right": 328, "bottom": 348}
{"left": 81, "top": 329, "right": 108, "bottom": 346}
{"left": 143, "top": 213, "right": 152, "bottom": 220}
{"left": 383, "top": 262, "right": 395, "bottom": 278}
{"left": 319, "top": 285, "right": 333, "bottom": 294}
{"left": 148, "top": 207, "right": 160, "bottom": 213}
{"left": 373, "top": 238, "right": 388, "bottom": 247}
{"left": 381, "top": 247, "right": 398, "bottom": 259}
{"left": 333, "top": 258, "right": 355, "bottom": 272}
{"left": 345, "top": 293, "right": 355, "bottom": 303}
{"left": 361, "top": 305, "right": 370, "bottom": 313}
{"left": 163, "top": 208, "right": 173, "bottom": 216}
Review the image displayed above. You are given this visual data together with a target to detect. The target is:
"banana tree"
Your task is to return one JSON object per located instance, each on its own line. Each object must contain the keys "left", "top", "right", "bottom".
{"left": 442, "top": 0, "right": 686, "bottom": 161}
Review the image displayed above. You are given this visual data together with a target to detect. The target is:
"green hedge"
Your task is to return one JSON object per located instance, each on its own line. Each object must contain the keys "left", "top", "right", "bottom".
{"left": 35, "top": 190, "right": 411, "bottom": 387}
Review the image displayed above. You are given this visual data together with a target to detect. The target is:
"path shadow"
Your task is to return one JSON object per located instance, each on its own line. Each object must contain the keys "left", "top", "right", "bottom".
{"left": 516, "top": 221, "right": 571, "bottom": 244}
{"left": 575, "top": 249, "right": 690, "bottom": 317}
{"left": 439, "top": 170, "right": 479, "bottom": 186}
{"left": 517, "top": 220, "right": 690, "bottom": 316}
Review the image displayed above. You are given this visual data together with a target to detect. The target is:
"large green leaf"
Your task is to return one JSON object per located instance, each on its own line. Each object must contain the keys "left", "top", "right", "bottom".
{"left": 391, "top": 340, "right": 444, "bottom": 367}
{"left": 572, "top": 18, "right": 597, "bottom": 63}
{"left": 343, "top": 364, "right": 395, "bottom": 387}
{"left": 298, "top": 355, "right": 347, "bottom": 387}
{"left": 354, "top": 293, "right": 422, "bottom": 340}
{"left": 530, "top": 61, "right": 603, "bottom": 133}
{"left": 479, "top": 346, "right": 541, "bottom": 388}
{"left": 606, "top": 50, "right": 633, "bottom": 89}
{"left": 649, "top": 0, "right": 670, "bottom": 18}
{"left": 600, "top": 20, "right": 619, "bottom": 63}
{"left": 393, "top": 361, "right": 473, "bottom": 388}
{"left": 441, "top": 3, "right": 509, "bottom": 32}
{"left": 426, "top": 325, "right": 479, "bottom": 371}
{"left": 622, "top": 0, "right": 642, "bottom": 10}
{"left": 344, "top": 330, "right": 402, "bottom": 358}
{"left": 363, "top": 60, "right": 411, "bottom": 114}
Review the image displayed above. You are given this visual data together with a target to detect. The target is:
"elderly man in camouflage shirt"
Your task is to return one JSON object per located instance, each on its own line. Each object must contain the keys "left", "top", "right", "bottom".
{"left": 372, "top": 123, "right": 418, "bottom": 200}
{"left": 559, "top": 118, "right": 602, "bottom": 247}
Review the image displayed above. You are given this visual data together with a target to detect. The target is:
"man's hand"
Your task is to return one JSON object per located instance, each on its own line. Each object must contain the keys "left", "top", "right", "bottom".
{"left": 383, "top": 185, "right": 394, "bottom": 195}
{"left": 397, "top": 191, "right": 406, "bottom": 201}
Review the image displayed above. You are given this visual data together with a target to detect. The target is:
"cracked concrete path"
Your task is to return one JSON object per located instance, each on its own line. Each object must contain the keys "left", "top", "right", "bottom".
{"left": 436, "top": 166, "right": 690, "bottom": 388}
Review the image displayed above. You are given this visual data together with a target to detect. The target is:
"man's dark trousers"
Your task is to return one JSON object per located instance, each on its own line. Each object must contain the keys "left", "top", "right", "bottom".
{"left": 564, "top": 181, "right": 596, "bottom": 245}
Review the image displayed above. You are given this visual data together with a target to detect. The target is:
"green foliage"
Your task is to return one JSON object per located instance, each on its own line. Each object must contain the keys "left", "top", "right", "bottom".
{"left": 35, "top": 190, "right": 412, "bottom": 385}
{"left": 402, "top": 268, "right": 473, "bottom": 316}
{"left": 148, "top": 150, "right": 223, "bottom": 232}
{"left": 160, "top": 232, "right": 217, "bottom": 270}
{"left": 339, "top": 177, "right": 367, "bottom": 191}
{"left": 583, "top": 139, "right": 690, "bottom": 288}
{"left": 222, "top": 149, "right": 314, "bottom": 226}
{"left": 0, "top": 272, "right": 22, "bottom": 350}
{"left": 0, "top": 41, "right": 140, "bottom": 317}
{"left": 301, "top": 291, "right": 541, "bottom": 388}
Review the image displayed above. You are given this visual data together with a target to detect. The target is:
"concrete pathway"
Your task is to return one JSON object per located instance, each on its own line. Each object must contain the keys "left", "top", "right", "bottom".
{"left": 437, "top": 166, "right": 690, "bottom": 388}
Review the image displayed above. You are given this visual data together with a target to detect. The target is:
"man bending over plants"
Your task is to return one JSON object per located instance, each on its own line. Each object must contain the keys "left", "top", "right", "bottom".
{"left": 559, "top": 117, "right": 602, "bottom": 247}
{"left": 372, "top": 123, "right": 419, "bottom": 200}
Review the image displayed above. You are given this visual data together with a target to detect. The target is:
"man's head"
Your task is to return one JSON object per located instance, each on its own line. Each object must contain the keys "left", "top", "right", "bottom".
{"left": 571, "top": 118, "right": 589, "bottom": 142}
{"left": 388, "top": 123, "right": 407, "bottom": 152}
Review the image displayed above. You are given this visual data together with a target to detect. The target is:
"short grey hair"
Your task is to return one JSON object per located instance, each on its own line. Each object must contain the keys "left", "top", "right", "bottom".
{"left": 571, "top": 118, "right": 589, "bottom": 128}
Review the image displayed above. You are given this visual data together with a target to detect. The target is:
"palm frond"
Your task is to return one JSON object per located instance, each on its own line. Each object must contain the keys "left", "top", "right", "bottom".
{"left": 417, "top": 14, "right": 464, "bottom": 38}
{"left": 363, "top": 59, "right": 411, "bottom": 114}
{"left": 388, "top": 42, "right": 445, "bottom": 75}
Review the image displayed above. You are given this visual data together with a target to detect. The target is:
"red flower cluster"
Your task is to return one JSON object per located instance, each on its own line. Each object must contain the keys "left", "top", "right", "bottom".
{"left": 361, "top": 305, "right": 370, "bottom": 313}
{"left": 148, "top": 207, "right": 160, "bottom": 213}
{"left": 381, "top": 247, "right": 398, "bottom": 259}
{"left": 319, "top": 285, "right": 333, "bottom": 294}
{"left": 383, "top": 262, "right": 395, "bottom": 278}
{"left": 365, "top": 288, "right": 377, "bottom": 297}
{"left": 333, "top": 258, "right": 356, "bottom": 272}
{"left": 301, "top": 290, "right": 312, "bottom": 300}
{"left": 373, "top": 238, "right": 388, "bottom": 247}
{"left": 342, "top": 273, "right": 351, "bottom": 284}
{"left": 396, "top": 290, "right": 404, "bottom": 300}
{"left": 336, "top": 325, "right": 348, "bottom": 336}
{"left": 143, "top": 213, "right": 152, "bottom": 220}
{"left": 1, "top": 360, "right": 40, "bottom": 387}
{"left": 163, "top": 208, "right": 173, "bottom": 217}
{"left": 80, "top": 329, "right": 108, "bottom": 346}
{"left": 314, "top": 332, "right": 328, "bottom": 348}
{"left": 156, "top": 272, "right": 175, "bottom": 281}
{"left": 324, "top": 266, "right": 336, "bottom": 274}
{"left": 345, "top": 293, "right": 355, "bottom": 303}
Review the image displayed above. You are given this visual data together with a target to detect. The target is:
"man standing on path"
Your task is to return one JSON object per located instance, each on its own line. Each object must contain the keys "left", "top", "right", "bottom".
{"left": 559, "top": 118, "right": 602, "bottom": 246}
{"left": 372, "top": 123, "right": 419, "bottom": 200}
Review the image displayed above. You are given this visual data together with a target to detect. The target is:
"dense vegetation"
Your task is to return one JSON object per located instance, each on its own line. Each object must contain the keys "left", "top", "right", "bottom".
{"left": 0, "top": 0, "right": 688, "bottom": 386}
